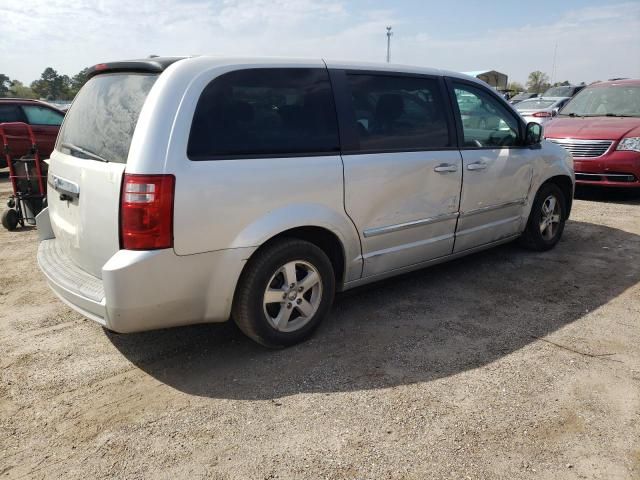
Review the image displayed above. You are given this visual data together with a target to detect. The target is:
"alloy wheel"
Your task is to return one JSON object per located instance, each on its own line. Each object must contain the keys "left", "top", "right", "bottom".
{"left": 263, "top": 260, "right": 323, "bottom": 333}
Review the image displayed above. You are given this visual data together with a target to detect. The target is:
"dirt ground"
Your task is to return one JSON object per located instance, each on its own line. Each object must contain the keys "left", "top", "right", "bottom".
{"left": 1, "top": 175, "right": 639, "bottom": 480}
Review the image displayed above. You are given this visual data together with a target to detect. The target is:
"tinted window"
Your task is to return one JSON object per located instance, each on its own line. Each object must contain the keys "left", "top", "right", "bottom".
{"left": 57, "top": 73, "right": 157, "bottom": 164}
{"left": 0, "top": 105, "right": 23, "bottom": 123}
{"left": 346, "top": 74, "right": 449, "bottom": 151}
{"left": 22, "top": 105, "right": 64, "bottom": 126}
{"left": 188, "top": 68, "right": 339, "bottom": 159}
{"left": 453, "top": 83, "right": 519, "bottom": 148}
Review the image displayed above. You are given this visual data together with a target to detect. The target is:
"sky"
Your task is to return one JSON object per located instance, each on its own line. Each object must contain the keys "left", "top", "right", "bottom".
{"left": 1, "top": 0, "right": 639, "bottom": 85}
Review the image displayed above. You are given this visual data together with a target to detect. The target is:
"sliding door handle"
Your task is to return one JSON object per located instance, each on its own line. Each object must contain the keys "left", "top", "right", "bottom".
{"left": 467, "top": 162, "right": 488, "bottom": 171}
{"left": 434, "top": 163, "right": 458, "bottom": 173}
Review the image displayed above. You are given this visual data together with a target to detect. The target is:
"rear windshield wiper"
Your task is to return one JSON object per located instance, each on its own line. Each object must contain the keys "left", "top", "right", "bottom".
{"left": 60, "top": 142, "right": 109, "bottom": 163}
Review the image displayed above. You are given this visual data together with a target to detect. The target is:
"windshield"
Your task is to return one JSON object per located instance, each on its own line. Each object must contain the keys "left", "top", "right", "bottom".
{"left": 561, "top": 85, "right": 640, "bottom": 117}
{"left": 543, "top": 86, "right": 573, "bottom": 97}
{"left": 56, "top": 73, "right": 158, "bottom": 163}
{"left": 515, "top": 99, "right": 556, "bottom": 111}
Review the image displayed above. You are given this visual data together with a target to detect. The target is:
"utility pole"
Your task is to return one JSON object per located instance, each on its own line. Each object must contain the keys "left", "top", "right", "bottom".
{"left": 386, "top": 26, "right": 393, "bottom": 63}
{"left": 550, "top": 42, "right": 558, "bottom": 85}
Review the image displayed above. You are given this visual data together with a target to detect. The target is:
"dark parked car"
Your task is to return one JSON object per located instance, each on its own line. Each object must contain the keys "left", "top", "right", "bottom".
{"left": 541, "top": 85, "right": 585, "bottom": 98}
{"left": 0, "top": 98, "right": 65, "bottom": 168}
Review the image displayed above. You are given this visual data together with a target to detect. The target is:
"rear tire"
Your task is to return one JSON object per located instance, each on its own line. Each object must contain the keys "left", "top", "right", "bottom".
{"left": 232, "top": 238, "right": 335, "bottom": 348}
{"left": 1, "top": 209, "right": 19, "bottom": 231}
{"left": 519, "top": 183, "right": 566, "bottom": 251}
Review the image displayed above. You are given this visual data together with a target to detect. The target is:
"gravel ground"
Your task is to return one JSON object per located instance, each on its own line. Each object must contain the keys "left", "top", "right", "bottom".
{"left": 1, "top": 175, "right": 639, "bottom": 480}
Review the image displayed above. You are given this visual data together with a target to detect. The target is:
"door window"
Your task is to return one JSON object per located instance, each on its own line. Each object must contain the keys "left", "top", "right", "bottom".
{"left": 0, "top": 105, "right": 24, "bottom": 123}
{"left": 188, "top": 68, "right": 339, "bottom": 159}
{"left": 453, "top": 83, "right": 519, "bottom": 148}
{"left": 345, "top": 74, "right": 450, "bottom": 152}
{"left": 21, "top": 105, "right": 64, "bottom": 126}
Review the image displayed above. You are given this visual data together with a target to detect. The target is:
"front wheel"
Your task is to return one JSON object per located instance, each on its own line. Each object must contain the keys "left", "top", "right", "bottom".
{"left": 232, "top": 238, "right": 336, "bottom": 348}
{"left": 519, "top": 183, "right": 567, "bottom": 251}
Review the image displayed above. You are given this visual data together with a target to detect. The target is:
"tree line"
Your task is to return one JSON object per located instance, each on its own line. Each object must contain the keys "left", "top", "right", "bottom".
{"left": 507, "top": 71, "right": 586, "bottom": 94}
{"left": 0, "top": 67, "right": 90, "bottom": 101}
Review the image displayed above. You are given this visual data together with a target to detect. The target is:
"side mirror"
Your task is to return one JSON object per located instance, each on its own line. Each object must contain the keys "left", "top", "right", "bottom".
{"left": 552, "top": 108, "right": 559, "bottom": 117}
{"left": 525, "top": 122, "right": 543, "bottom": 145}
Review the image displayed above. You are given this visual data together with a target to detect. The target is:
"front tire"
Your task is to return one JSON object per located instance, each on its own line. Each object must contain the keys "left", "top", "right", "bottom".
{"left": 519, "top": 183, "right": 567, "bottom": 251}
{"left": 232, "top": 238, "right": 336, "bottom": 348}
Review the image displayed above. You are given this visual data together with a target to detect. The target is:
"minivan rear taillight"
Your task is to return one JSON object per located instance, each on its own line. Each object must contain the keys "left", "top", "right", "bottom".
{"left": 532, "top": 111, "right": 552, "bottom": 118}
{"left": 120, "top": 174, "right": 175, "bottom": 250}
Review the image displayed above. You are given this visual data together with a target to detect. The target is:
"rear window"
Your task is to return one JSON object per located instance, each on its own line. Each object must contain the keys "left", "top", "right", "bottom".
{"left": 22, "top": 105, "right": 64, "bottom": 126}
{"left": 515, "top": 99, "right": 555, "bottom": 110}
{"left": 187, "top": 68, "right": 339, "bottom": 159}
{"left": 57, "top": 73, "right": 157, "bottom": 163}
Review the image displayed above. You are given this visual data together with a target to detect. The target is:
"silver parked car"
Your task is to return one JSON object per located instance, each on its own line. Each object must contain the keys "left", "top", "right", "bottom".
{"left": 37, "top": 57, "right": 574, "bottom": 347}
{"left": 515, "top": 97, "right": 572, "bottom": 125}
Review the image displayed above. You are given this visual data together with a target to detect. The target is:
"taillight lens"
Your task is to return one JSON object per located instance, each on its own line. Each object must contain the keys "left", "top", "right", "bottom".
{"left": 532, "top": 111, "right": 552, "bottom": 118}
{"left": 120, "top": 174, "right": 175, "bottom": 250}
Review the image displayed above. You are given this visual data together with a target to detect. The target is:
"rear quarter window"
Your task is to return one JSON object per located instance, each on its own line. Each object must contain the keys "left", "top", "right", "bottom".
{"left": 187, "top": 68, "right": 340, "bottom": 159}
{"left": 57, "top": 73, "right": 157, "bottom": 164}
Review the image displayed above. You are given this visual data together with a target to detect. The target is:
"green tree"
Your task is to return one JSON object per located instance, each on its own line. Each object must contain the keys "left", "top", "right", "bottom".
{"left": 526, "top": 71, "right": 550, "bottom": 94}
{"left": 0, "top": 74, "right": 10, "bottom": 97}
{"left": 30, "top": 67, "right": 72, "bottom": 100}
{"left": 69, "top": 68, "right": 90, "bottom": 97}
{"left": 507, "top": 81, "right": 525, "bottom": 93}
{"left": 9, "top": 80, "right": 37, "bottom": 99}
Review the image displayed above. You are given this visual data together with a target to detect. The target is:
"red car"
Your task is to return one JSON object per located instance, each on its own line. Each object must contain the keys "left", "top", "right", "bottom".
{"left": 0, "top": 98, "right": 65, "bottom": 168}
{"left": 544, "top": 79, "right": 640, "bottom": 188}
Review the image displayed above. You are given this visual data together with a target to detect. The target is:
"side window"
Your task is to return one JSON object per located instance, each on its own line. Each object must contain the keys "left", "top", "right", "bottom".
{"left": 21, "top": 105, "right": 64, "bottom": 126}
{"left": 188, "top": 68, "right": 339, "bottom": 159}
{"left": 453, "top": 83, "right": 519, "bottom": 148}
{"left": 346, "top": 74, "right": 450, "bottom": 151}
{"left": 0, "top": 105, "right": 23, "bottom": 123}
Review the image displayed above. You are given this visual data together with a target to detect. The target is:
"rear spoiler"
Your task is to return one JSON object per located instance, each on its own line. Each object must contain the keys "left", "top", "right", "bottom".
{"left": 87, "top": 57, "right": 187, "bottom": 79}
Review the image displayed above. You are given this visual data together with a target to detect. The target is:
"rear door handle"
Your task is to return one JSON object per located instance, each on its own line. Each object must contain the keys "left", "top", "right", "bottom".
{"left": 434, "top": 163, "right": 458, "bottom": 173}
{"left": 467, "top": 162, "right": 487, "bottom": 171}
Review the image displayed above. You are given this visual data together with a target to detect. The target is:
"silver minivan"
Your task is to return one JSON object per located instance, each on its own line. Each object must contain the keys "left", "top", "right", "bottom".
{"left": 37, "top": 57, "right": 574, "bottom": 347}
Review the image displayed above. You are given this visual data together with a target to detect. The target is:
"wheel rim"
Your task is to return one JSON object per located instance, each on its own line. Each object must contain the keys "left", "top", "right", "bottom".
{"left": 539, "top": 194, "right": 561, "bottom": 241}
{"left": 263, "top": 260, "right": 323, "bottom": 333}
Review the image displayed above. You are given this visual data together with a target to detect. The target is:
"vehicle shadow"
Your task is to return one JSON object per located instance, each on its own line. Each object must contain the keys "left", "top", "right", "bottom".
{"left": 107, "top": 220, "right": 640, "bottom": 400}
{"left": 575, "top": 185, "right": 640, "bottom": 205}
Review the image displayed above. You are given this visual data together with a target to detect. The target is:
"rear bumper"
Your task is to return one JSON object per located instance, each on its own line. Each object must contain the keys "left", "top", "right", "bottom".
{"left": 37, "top": 238, "right": 255, "bottom": 333}
{"left": 574, "top": 150, "right": 640, "bottom": 187}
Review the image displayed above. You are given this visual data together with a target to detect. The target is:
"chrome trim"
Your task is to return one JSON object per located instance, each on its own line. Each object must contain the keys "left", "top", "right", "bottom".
{"left": 49, "top": 174, "right": 80, "bottom": 199}
{"left": 363, "top": 232, "right": 454, "bottom": 259}
{"left": 460, "top": 199, "right": 526, "bottom": 218}
{"left": 343, "top": 234, "right": 521, "bottom": 291}
{"left": 576, "top": 172, "right": 634, "bottom": 178}
{"left": 455, "top": 215, "right": 522, "bottom": 237}
{"left": 363, "top": 212, "right": 459, "bottom": 238}
{"left": 546, "top": 138, "right": 613, "bottom": 158}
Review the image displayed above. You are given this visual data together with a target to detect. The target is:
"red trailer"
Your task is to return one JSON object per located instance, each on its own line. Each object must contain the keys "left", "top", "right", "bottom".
{"left": 0, "top": 122, "right": 47, "bottom": 230}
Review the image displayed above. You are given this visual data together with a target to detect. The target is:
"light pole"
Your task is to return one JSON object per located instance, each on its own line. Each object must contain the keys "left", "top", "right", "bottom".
{"left": 386, "top": 26, "right": 393, "bottom": 63}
